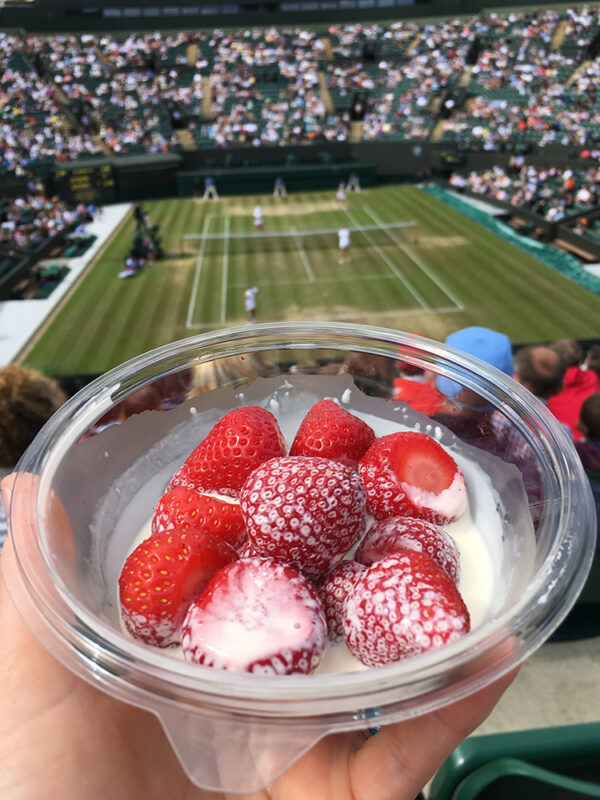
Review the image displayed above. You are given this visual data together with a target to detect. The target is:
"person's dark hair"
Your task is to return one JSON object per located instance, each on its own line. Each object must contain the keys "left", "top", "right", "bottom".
{"left": 550, "top": 338, "right": 582, "bottom": 368}
{"left": 579, "top": 392, "right": 600, "bottom": 440}
{"left": 513, "top": 345, "right": 566, "bottom": 400}
{"left": 0, "top": 364, "right": 67, "bottom": 467}
{"left": 586, "top": 344, "right": 600, "bottom": 380}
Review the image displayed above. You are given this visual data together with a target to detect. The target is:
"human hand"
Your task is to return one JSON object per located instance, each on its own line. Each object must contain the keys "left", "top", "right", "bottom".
{"left": 0, "top": 475, "right": 517, "bottom": 800}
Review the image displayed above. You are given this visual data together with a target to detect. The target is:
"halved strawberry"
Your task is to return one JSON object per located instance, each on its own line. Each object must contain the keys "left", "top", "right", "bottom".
{"left": 169, "top": 406, "right": 286, "bottom": 497}
{"left": 181, "top": 557, "right": 328, "bottom": 674}
{"left": 318, "top": 560, "right": 365, "bottom": 641}
{"left": 151, "top": 486, "right": 247, "bottom": 552}
{"left": 358, "top": 432, "right": 466, "bottom": 525}
{"left": 119, "top": 529, "right": 237, "bottom": 647}
{"left": 240, "top": 456, "right": 366, "bottom": 577}
{"left": 289, "top": 400, "right": 376, "bottom": 468}
{"left": 343, "top": 551, "right": 470, "bottom": 667}
{"left": 356, "top": 516, "right": 460, "bottom": 583}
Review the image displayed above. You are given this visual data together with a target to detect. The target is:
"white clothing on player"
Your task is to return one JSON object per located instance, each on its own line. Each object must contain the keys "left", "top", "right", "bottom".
{"left": 244, "top": 286, "right": 258, "bottom": 311}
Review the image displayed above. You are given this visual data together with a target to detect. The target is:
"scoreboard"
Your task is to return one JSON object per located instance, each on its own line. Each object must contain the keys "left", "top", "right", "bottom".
{"left": 53, "top": 164, "right": 116, "bottom": 205}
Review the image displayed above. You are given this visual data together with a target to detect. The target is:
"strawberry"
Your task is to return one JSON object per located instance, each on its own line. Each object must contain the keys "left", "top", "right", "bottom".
{"left": 239, "top": 456, "right": 366, "bottom": 577}
{"left": 289, "top": 400, "right": 376, "bottom": 468}
{"left": 169, "top": 406, "right": 286, "bottom": 497}
{"left": 356, "top": 516, "right": 460, "bottom": 583}
{"left": 181, "top": 557, "right": 328, "bottom": 675}
{"left": 343, "top": 552, "right": 470, "bottom": 667}
{"left": 119, "top": 529, "right": 237, "bottom": 647}
{"left": 358, "top": 432, "right": 466, "bottom": 525}
{"left": 151, "top": 486, "right": 247, "bottom": 552}
{"left": 318, "top": 560, "right": 365, "bottom": 641}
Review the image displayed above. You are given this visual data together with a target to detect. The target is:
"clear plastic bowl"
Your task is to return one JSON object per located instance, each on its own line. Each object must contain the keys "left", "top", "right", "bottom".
{"left": 4, "top": 322, "right": 596, "bottom": 793}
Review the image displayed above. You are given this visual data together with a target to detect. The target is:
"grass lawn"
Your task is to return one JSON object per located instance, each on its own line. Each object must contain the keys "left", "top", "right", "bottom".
{"left": 22, "top": 185, "right": 600, "bottom": 376}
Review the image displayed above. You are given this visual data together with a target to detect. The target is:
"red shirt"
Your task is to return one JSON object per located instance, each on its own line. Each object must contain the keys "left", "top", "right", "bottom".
{"left": 392, "top": 377, "right": 445, "bottom": 416}
{"left": 548, "top": 367, "right": 600, "bottom": 441}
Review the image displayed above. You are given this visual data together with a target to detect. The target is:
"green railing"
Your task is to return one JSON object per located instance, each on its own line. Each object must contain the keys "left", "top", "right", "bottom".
{"left": 423, "top": 184, "right": 600, "bottom": 297}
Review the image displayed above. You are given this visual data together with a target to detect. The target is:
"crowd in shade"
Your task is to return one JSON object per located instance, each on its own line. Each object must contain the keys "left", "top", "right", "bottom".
{"left": 0, "top": 8, "right": 599, "bottom": 166}
{"left": 448, "top": 160, "right": 600, "bottom": 221}
{"left": 0, "top": 190, "right": 82, "bottom": 253}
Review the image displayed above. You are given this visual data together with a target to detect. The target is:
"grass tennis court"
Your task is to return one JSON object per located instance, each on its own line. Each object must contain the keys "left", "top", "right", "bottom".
{"left": 22, "top": 185, "right": 600, "bottom": 376}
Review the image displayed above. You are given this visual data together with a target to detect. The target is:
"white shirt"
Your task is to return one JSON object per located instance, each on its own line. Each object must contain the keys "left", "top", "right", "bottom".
{"left": 338, "top": 228, "right": 350, "bottom": 248}
{"left": 253, "top": 206, "right": 263, "bottom": 223}
{"left": 244, "top": 287, "right": 258, "bottom": 310}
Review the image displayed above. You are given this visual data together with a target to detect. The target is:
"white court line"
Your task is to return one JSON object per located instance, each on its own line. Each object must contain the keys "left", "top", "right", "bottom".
{"left": 220, "top": 215, "right": 230, "bottom": 323}
{"left": 292, "top": 227, "right": 315, "bottom": 282}
{"left": 186, "top": 213, "right": 214, "bottom": 330}
{"left": 363, "top": 205, "right": 464, "bottom": 311}
{"left": 186, "top": 303, "right": 463, "bottom": 332}
{"left": 344, "top": 209, "right": 429, "bottom": 310}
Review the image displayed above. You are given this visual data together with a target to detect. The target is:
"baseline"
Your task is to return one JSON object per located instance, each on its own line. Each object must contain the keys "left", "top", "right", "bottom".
{"left": 363, "top": 204, "right": 464, "bottom": 311}
{"left": 344, "top": 209, "right": 429, "bottom": 310}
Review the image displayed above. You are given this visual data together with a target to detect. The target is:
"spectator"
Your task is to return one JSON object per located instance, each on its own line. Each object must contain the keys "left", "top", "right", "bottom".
{"left": 548, "top": 339, "right": 600, "bottom": 440}
{"left": 574, "top": 392, "right": 600, "bottom": 548}
{"left": 432, "top": 328, "right": 543, "bottom": 517}
{"left": 576, "top": 392, "right": 600, "bottom": 469}
{"left": 0, "top": 364, "right": 67, "bottom": 551}
{"left": 437, "top": 326, "right": 514, "bottom": 410}
{"left": 584, "top": 344, "right": 600, "bottom": 382}
{"left": 513, "top": 345, "right": 566, "bottom": 403}
{"left": 393, "top": 342, "right": 444, "bottom": 416}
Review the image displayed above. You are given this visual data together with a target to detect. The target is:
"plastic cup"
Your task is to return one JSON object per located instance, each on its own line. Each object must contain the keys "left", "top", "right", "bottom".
{"left": 3, "top": 322, "right": 595, "bottom": 793}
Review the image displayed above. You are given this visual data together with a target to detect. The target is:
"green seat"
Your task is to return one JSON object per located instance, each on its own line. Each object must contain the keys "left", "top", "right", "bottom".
{"left": 451, "top": 757, "right": 600, "bottom": 800}
{"left": 429, "top": 723, "right": 600, "bottom": 800}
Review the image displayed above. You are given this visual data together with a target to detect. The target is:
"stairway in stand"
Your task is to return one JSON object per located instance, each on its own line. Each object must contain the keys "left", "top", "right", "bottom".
{"left": 318, "top": 71, "right": 334, "bottom": 113}
{"left": 349, "top": 120, "right": 363, "bottom": 142}
{"left": 176, "top": 130, "right": 197, "bottom": 151}
{"left": 429, "top": 119, "right": 446, "bottom": 142}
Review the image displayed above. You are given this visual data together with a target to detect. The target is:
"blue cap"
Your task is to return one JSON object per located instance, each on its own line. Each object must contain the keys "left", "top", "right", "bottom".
{"left": 437, "top": 327, "right": 513, "bottom": 399}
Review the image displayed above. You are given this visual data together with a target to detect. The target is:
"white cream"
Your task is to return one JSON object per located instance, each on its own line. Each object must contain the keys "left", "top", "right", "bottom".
{"left": 400, "top": 470, "right": 467, "bottom": 522}
{"left": 119, "top": 383, "right": 514, "bottom": 674}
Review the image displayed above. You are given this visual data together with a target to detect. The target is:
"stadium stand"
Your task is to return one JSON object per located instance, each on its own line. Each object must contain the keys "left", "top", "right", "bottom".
{"left": 0, "top": 10, "right": 598, "bottom": 161}
{"left": 1, "top": 9, "right": 600, "bottom": 280}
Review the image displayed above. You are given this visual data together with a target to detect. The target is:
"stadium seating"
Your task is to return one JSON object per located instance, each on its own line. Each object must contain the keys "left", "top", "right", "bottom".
{"left": 0, "top": 11, "right": 599, "bottom": 160}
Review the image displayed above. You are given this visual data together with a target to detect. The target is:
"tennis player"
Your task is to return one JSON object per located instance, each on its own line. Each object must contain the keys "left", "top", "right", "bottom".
{"left": 338, "top": 227, "right": 350, "bottom": 263}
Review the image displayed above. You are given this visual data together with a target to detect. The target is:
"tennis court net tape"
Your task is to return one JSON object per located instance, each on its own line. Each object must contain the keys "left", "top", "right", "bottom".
{"left": 183, "top": 221, "right": 417, "bottom": 240}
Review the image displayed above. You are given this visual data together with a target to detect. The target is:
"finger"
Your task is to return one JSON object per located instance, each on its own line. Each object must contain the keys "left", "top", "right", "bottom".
{"left": 349, "top": 669, "right": 518, "bottom": 800}
{"left": 1, "top": 472, "right": 17, "bottom": 511}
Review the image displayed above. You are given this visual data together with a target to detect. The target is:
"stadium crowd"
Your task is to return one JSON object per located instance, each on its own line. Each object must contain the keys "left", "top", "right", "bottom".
{"left": 449, "top": 161, "right": 600, "bottom": 221}
{"left": 0, "top": 190, "right": 83, "bottom": 253}
{"left": 0, "top": 7, "right": 599, "bottom": 164}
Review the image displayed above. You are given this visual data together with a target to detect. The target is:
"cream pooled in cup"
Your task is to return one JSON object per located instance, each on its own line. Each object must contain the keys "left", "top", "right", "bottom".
{"left": 118, "top": 376, "right": 510, "bottom": 676}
